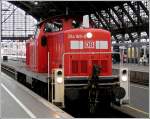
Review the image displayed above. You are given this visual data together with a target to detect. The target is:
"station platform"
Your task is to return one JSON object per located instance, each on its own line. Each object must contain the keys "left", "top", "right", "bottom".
{"left": 0, "top": 72, "right": 73, "bottom": 118}
{"left": 113, "top": 63, "right": 149, "bottom": 86}
{"left": 113, "top": 63, "right": 149, "bottom": 73}
{"left": 1, "top": 59, "right": 149, "bottom": 118}
{"left": 112, "top": 63, "right": 149, "bottom": 117}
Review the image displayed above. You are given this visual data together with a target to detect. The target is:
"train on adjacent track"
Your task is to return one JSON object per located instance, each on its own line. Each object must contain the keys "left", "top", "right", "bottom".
{"left": 26, "top": 16, "right": 129, "bottom": 113}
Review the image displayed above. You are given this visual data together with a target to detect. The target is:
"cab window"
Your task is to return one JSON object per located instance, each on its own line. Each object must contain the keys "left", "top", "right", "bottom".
{"left": 44, "top": 22, "right": 62, "bottom": 32}
{"left": 44, "top": 23, "right": 52, "bottom": 32}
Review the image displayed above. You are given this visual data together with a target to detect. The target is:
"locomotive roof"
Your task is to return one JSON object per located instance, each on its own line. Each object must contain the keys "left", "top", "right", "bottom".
{"left": 64, "top": 28, "right": 111, "bottom": 34}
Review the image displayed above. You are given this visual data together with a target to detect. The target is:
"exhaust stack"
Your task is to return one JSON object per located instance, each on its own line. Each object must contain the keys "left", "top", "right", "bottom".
{"left": 82, "top": 15, "right": 90, "bottom": 28}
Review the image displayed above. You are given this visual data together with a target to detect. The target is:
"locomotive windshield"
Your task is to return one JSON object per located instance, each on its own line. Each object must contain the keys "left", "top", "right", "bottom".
{"left": 44, "top": 22, "right": 62, "bottom": 32}
{"left": 44, "top": 23, "right": 52, "bottom": 32}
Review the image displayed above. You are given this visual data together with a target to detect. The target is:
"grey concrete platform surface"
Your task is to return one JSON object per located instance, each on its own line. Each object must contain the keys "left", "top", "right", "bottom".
{"left": 130, "top": 83, "right": 149, "bottom": 113}
{"left": 0, "top": 72, "right": 73, "bottom": 118}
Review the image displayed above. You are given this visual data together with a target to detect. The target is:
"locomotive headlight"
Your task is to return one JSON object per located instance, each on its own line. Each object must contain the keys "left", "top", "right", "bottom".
{"left": 56, "top": 77, "right": 63, "bottom": 83}
{"left": 121, "top": 75, "right": 128, "bottom": 82}
{"left": 86, "top": 32, "right": 93, "bottom": 39}
{"left": 56, "top": 71, "right": 63, "bottom": 83}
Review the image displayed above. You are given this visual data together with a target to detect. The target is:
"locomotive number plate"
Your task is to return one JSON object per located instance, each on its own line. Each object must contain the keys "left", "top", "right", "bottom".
{"left": 84, "top": 41, "right": 95, "bottom": 49}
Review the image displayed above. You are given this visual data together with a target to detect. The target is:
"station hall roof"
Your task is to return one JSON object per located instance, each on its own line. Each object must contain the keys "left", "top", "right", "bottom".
{"left": 9, "top": 1, "right": 149, "bottom": 42}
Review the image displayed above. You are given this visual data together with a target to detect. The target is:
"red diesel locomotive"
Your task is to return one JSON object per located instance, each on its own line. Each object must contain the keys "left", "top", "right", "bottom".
{"left": 26, "top": 16, "right": 129, "bottom": 111}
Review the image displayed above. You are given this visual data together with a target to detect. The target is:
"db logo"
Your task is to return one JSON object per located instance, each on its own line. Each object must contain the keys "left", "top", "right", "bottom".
{"left": 84, "top": 41, "right": 95, "bottom": 48}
